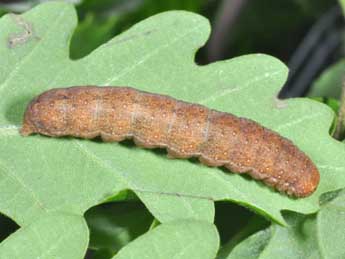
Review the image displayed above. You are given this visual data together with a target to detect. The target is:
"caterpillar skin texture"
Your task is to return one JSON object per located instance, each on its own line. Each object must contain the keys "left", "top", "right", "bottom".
{"left": 21, "top": 86, "right": 320, "bottom": 197}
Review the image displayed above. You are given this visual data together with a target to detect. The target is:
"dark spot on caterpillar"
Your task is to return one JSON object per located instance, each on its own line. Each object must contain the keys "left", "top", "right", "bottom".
{"left": 21, "top": 86, "right": 320, "bottom": 198}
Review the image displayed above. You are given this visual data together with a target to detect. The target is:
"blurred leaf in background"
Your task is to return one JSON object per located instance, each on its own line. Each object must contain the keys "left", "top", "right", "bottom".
{"left": 68, "top": 0, "right": 209, "bottom": 59}
{"left": 69, "top": 13, "right": 118, "bottom": 59}
{"left": 211, "top": 0, "right": 336, "bottom": 62}
{"left": 309, "top": 58, "right": 345, "bottom": 99}
{"left": 0, "top": 0, "right": 81, "bottom": 13}
{"left": 340, "top": 0, "right": 345, "bottom": 14}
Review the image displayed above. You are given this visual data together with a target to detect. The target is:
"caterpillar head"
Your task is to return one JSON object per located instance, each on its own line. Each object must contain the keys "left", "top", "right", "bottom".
{"left": 21, "top": 89, "right": 68, "bottom": 137}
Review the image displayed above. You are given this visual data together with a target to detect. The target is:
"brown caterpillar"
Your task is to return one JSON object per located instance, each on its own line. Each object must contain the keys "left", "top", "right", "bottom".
{"left": 21, "top": 86, "right": 320, "bottom": 197}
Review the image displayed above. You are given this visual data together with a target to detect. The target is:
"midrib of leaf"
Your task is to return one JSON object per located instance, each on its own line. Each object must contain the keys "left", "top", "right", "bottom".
{"left": 103, "top": 23, "right": 204, "bottom": 86}
{"left": 73, "top": 141, "right": 129, "bottom": 187}
{"left": 317, "top": 164, "right": 345, "bottom": 171}
{"left": 74, "top": 140, "right": 204, "bottom": 200}
{"left": 272, "top": 113, "right": 324, "bottom": 132}
{"left": 0, "top": 159, "right": 47, "bottom": 213}
{"left": 197, "top": 70, "right": 282, "bottom": 105}
{"left": 0, "top": 6, "right": 69, "bottom": 95}
{"left": 0, "top": 124, "right": 20, "bottom": 136}
{"left": 73, "top": 138, "right": 268, "bottom": 214}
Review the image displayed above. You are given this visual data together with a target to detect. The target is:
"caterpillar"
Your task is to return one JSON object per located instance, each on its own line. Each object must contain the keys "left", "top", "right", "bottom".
{"left": 21, "top": 86, "right": 320, "bottom": 197}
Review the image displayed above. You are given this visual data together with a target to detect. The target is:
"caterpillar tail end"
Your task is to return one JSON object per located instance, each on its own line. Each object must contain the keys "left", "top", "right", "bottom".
{"left": 20, "top": 98, "right": 38, "bottom": 136}
{"left": 20, "top": 110, "right": 36, "bottom": 136}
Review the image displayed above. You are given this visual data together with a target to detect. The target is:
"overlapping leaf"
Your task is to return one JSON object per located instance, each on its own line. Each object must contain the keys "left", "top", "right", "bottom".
{"left": 309, "top": 60, "right": 345, "bottom": 99}
{"left": 113, "top": 220, "right": 219, "bottom": 259}
{"left": 224, "top": 190, "right": 345, "bottom": 259}
{"left": 0, "top": 213, "right": 88, "bottom": 259}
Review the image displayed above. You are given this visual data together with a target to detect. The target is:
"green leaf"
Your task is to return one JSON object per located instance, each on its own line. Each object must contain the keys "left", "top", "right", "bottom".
{"left": 1, "top": 2, "right": 345, "bottom": 257}
{"left": 78, "top": 0, "right": 142, "bottom": 15}
{"left": 308, "top": 60, "right": 345, "bottom": 99}
{"left": 0, "top": 1, "right": 344, "bottom": 227}
{"left": 310, "top": 97, "right": 340, "bottom": 114}
{"left": 113, "top": 220, "right": 219, "bottom": 259}
{"left": 86, "top": 202, "right": 153, "bottom": 255}
{"left": 0, "top": 0, "right": 81, "bottom": 13}
{"left": 339, "top": 0, "right": 345, "bottom": 15}
{"left": 258, "top": 213, "right": 321, "bottom": 259}
{"left": 0, "top": 213, "right": 88, "bottom": 259}
{"left": 222, "top": 228, "right": 271, "bottom": 259}
{"left": 70, "top": 13, "right": 118, "bottom": 59}
{"left": 317, "top": 190, "right": 345, "bottom": 259}
{"left": 225, "top": 190, "right": 345, "bottom": 259}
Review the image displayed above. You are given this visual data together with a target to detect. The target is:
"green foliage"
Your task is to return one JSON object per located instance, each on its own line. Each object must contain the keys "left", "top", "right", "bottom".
{"left": 219, "top": 0, "right": 335, "bottom": 59}
{"left": 113, "top": 220, "right": 219, "bottom": 259}
{"left": 339, "top": 0, "right": 345, "bottom": 15}
{"left": 0, "top": 2, "right": 344, "bottom": 258}
{"left": 0, "top": 0, "right": 81, "bottom": 13}
{"left": 309, "top": 60, "right": 345, "bottom": 99}
{"left": 73, "top": 0, "right": 207, "bottom": 59}
{"left": 224, "top": 190, "right": 345, "bottom": 259}
{"left": 70, "top": 13, "right": 118, "bottom": 59}
{"left": 0, "top": 213, "right": 88, "bottom": 259}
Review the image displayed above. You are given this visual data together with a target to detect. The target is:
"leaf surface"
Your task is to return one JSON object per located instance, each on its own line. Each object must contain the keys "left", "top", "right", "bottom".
{"left": 223, "top": 229, "right": 271, "bottom": 259}
{"left": 113, "top": 220, "right": 219, "bottom": 259}
{"left": 0, "top": 213, "right": 88, "bottom": 259}
{"left": 340, "top": 0, "right": 345, "bottom": 15}
{"left": 0, "top": 0, "right": 344, "bottom": 226}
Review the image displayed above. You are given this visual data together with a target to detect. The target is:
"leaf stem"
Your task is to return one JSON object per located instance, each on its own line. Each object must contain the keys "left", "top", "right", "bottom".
{"left": 334, "top": 77, "right": 345, "bottom": 140}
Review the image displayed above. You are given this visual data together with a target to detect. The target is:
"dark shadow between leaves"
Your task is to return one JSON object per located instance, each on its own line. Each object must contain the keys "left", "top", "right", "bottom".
{"left": 0, "top": 212, "right": 20, "bottom": 244}
{"left": 215, "top": 201, "right": 254, "bottom": 244}
{"left": 83, "top": 201, "right": 154, "bottom": 259}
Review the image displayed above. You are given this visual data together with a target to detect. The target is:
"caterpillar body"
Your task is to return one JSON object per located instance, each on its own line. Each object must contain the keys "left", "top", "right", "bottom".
{"left": 21, "top": 86, "right": 320, "bottom": 197}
